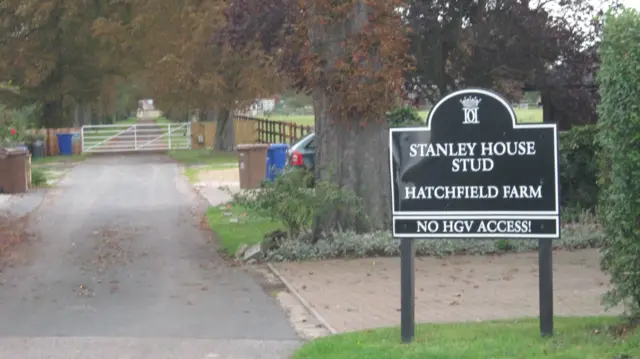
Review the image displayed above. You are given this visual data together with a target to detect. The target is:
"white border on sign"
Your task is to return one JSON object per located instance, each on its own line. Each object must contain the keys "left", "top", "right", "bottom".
{"left": 388, "top": 88, "right": 560, "bottom": 216}
{"left": 392, "top": 215, "right": 560, "bottom": 239}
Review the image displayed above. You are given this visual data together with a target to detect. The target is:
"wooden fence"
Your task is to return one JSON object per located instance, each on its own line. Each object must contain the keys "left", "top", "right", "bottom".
{"left": 237, "top": 116, "right": 313, "bottom": 144}
{"left": 32, "top": 128, "right": 82, "bottom": 156}
{"left": 33, "top": 115, "right": 312, "bottom": 156}
{"left": 190, "top": 118, "right": 258, "bottom": 149}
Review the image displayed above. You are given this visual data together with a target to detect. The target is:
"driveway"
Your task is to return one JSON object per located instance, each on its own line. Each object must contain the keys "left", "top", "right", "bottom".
{"left": 0, "top": 154, "right": 300, "bottom": 358}
{"left": 272, "top": 249, "right": 618, "bottom": 333}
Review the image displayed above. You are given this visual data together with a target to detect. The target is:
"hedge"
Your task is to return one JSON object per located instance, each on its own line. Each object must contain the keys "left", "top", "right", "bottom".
{"left": 558, "top": 125, "right": 599, "bottom": 217}
{"left": 596, "top": 8, "right": 640, "bottom": 317}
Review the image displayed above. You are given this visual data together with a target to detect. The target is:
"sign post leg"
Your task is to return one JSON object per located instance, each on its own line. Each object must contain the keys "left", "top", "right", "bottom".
{"left": 538, "top": 238, "right": 554, "bottom": 336}
{"left": 400, "top": 238, "right": 415, "bottom": 343}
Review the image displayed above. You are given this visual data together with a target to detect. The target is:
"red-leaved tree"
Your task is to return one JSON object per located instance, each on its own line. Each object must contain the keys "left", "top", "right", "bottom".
{"left": 216, "top": 0, "right": 412, "bottom": 233}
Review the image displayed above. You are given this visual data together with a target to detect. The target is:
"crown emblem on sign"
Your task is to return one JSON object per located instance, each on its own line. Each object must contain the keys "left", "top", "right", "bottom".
{"left": 460, "top": 96, "right": 481, "bottom": 124}
{"left": 459, "top": 96, "right": 481, "bottom": 109}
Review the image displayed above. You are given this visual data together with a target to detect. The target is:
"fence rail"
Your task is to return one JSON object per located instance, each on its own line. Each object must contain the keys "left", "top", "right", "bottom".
{"left": 234, "top": 115, "right": 313, "bottom": 144}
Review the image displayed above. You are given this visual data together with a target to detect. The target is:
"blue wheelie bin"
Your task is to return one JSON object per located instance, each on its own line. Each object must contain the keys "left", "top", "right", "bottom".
{"left": 265, "top": 143, "right": 290, "bottom": 181}
{"left": 57, "top": 133, "right": 74, "bottom": 155}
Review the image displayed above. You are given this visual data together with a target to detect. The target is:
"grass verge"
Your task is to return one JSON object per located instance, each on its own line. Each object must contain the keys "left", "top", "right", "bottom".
{"left": 30, "top": 166, "right": 49, "bottom": 187}
{"left": 292, "top": 317, "right": 639, "bottom": 359}
{"left": 206, "top": 204, "right": 283, "bottom": 255}
{"left": 184, "top": 162, "right": 238, "bottom": 182}
{"left": 31, "top": 154, "right": 88, "bottom": 164}
{"left": 168, "top": 149, "right": 237, "bottom": 166}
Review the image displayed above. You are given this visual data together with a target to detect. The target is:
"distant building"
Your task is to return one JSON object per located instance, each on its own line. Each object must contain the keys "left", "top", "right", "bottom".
{"left": 247, "top": 98, "right": 277, "bottom": 116}
{"left": 138, "top": 99, "right": 155, "bottom": 111}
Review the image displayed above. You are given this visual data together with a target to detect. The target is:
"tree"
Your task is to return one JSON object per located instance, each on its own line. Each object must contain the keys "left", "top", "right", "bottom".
{"left": 403, "top": 0, "right": 612, "bottom": 130}
{"left": 0, "top": 0, "right": 137, "bottom": 127}
{"left": 116, "top": 0, "right": 282, "bottom": 151}
{"left": 403, "top": 0, "right": 606, "bottom": 103}
{"left": 216, "top": 0, "right": 411, "bottom": 233}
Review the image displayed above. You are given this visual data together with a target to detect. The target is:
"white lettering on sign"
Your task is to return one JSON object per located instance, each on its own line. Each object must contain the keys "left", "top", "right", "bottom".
{"left": 415, "top": 220, "right": 533, "bottom": 234}
{"left": 403, "top": 140, "right": 543, "bottom": 201}
{"left": 479, "top": 141, "right": 536, "bottom": 156}
{"left": 408, "top": 141, "right": 537, "bottom": 174}
{"left": 502, "top": 185, "right": 542, "bottom": 199}
{"left": 442, "top": 220, "right": 473, "bottom": 233}
{"left": 404, "top": 186, "right": 500, "bottom": 200}
{"left": 451, "top": 158, "right": 494, "bottom": 172}
{"left": 417, "top": 220, "right": 439, "bottom": 233}
{"left": 476, "top": 220, "right": 531, "bottom": 233}
{"left": 409, "top": 143, "right": 477, "bottom": 157}
{"left": 404, "top": 185, "right": 543, "bottom": 200}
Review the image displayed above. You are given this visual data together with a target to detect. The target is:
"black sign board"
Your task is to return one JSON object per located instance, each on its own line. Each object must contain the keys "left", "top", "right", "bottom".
{"left": 389, "top": 88, "right": 560, "bottom": 238}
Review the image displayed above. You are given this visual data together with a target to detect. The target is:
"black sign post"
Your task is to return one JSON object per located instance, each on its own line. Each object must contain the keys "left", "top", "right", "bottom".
{"left": 389, "top": 88, "right": 560, "bottom": 342}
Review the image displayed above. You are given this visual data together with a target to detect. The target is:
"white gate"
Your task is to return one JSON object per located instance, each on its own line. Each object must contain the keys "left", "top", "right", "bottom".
{"left": 81, "top": 123, "right": 191, "bottom": 153}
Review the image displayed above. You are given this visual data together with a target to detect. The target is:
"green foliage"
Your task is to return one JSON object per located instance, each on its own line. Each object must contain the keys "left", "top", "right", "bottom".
{"left": 558, "top": 125, "right": 600, "bottom": 219}
{"left": 596, "top": 8, "right": 640, "bottom": 318}
{"left": 292, "top": 317, "right": 638, "bottom": 359}
{"left": 30, "top": 167, "right": 48, "bottom": 187}
{"left": 229, "top": 170, "right": 367, "bottom": 237}
{"left": 0, "top": 105, "right": 24, "bottom": 145}
{"left": 206, "top": 204, "right": 283, "bottom": 254}
{"left": 266, "top": 212, "right": 602, "bottom": 261}
{"left": 387, "top": 106, "right": 423, "bottom": 127}
{"left": 1, "top": 104, "right": 45, "bottom": 146}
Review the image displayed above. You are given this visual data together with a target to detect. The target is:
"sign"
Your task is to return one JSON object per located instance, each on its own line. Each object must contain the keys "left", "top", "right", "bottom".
{"left": 391, "top": 88, "right": 559, "bottom": 343}
{"left": 389, "top": 88, "right": 560, "bottom": 238}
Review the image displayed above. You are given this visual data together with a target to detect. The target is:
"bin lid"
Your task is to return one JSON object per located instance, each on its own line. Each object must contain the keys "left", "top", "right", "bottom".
{"left": 0, "top": 147, "right": 29, "bottom": 159}
{"left": 268, "top": 143, "right": 290, "bottom": 151}
{"left": 237, "top": 144, "right": 269, "bottom": 151}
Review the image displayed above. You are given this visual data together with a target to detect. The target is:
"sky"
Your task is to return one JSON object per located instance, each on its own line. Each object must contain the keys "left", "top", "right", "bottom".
{"left": 622, "top": 0, "right": 640, "bottom": 9}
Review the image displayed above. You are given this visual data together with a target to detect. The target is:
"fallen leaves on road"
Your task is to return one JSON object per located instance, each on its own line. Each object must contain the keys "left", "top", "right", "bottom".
{"left": 0, "top": 213, "right": 29, "bottom": 260}
{"left": 82, "top": 226, "right": 135, "bottom": 275}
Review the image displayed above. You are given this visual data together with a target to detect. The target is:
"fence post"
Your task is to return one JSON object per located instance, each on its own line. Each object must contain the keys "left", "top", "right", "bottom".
{"left": 269, "top": 120, "right": 274, "bottom": 143}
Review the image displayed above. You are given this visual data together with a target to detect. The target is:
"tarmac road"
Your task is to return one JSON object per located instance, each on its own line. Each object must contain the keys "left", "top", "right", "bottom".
{"left": 0, "top": 154, "right": 300, "bottom": 358}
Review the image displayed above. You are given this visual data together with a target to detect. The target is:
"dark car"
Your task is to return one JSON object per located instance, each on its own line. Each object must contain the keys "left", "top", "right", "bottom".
{"left": 286, "top": 132, "right": 315, "bottom": 171}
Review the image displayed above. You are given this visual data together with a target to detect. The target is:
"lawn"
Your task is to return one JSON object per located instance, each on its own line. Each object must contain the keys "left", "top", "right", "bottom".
{"left": 293, "top": 317, "right": 639, "bottom": 359}
{"left": 168, "top": 148, "right": 239, "bottom": 182}
{"left": 265, "top": 107, "right": 543, "bottom": 126}
{"left": 206, "top": 203, "right": 283, "bottom": 254}
{"left": 168, "top": 148, "right": 237, "bottom": 165}
{"left": 31, "top": 154, "right": 88, "bottom": 164}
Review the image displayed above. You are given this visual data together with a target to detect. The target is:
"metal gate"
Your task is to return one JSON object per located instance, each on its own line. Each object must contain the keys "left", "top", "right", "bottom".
{"left": 81, "top": 123, "right": 191, "bottom": 153}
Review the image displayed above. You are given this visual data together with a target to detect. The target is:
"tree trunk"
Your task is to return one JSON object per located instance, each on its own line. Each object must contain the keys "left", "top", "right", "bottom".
{"left": 84, "top": 104, "right": 93, "bottom": 125}
{"left": 40, "top": 100, "right": 66, "bottom": 128}
{"left": 312, "top": 93, "right": 391, "bottom": 235}
{"left": 213, "top": 108, "right": 235, "bottom": 151}
{"left": 309, "top": 1, "right": 392, "bottom": 235}
{"left": 204, "top": 109, "right": 217, "bottom": 122}
{"left": 73, "top": 103, "right": 81, "bottom": 127}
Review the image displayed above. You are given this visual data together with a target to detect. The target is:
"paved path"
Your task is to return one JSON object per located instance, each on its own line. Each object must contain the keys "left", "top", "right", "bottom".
{"left": 0, "top": 155, "right": 300, "bottom": 358}
{"left": 273, "top": 249, "right": 620, "bottom": 333}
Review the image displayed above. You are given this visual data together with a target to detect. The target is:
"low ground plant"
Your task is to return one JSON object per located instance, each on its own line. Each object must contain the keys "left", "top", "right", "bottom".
{"left": 229, "top": 169, "right": 366, "bottom": 238}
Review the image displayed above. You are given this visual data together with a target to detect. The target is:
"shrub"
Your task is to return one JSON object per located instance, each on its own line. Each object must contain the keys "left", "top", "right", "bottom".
{"left": 265, "top": 210, "right": 603, "bottom": 261}
{"left": 558, "top": 125, "right": 600, "bottom": 219}
{"left": 387, "top": 105, "right": 423, "bottom": 127}
{"left": 596, "top": 8, "right": 640, "bottom": 318}
{"left": 0, "top": 104, "right": 40, "bottom": 147}
{"left": 30, "top": 167, "right": 48, "bottom": 187}
{"left": 229, "top": 170, "right": 367, "bottom": 237}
